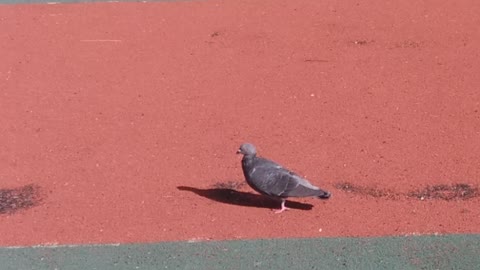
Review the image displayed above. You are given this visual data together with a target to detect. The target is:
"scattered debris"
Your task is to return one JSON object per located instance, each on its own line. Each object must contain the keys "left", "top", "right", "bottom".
{"left": 211, "top": 181, "right": 245, "bottom": 190}
{"left": 334, "top": 182, "right": 478, "bottom": 201}
{"left": 408, "top": 184, "right": 478, "bottom": 201}
{"left": 0, "top": 184, "right": 43, "bottom": 214}
{"left": 350, "top": 39, "right": 375, "bottom": 46}
{"left": 334, "top": 182, "right": 396, "bottom": 199}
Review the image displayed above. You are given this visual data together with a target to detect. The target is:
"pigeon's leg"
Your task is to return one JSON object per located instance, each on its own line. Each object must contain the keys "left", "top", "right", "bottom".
{"left": 273, "top": 199, "right": 290, "bottom": 214}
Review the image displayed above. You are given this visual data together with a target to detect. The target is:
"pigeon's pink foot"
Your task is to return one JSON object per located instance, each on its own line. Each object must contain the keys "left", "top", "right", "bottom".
{"left": 273, "top": 206, "right": 289, "bottom": 214}
{"left": 272, "top": 199, "right": 289, "bottom": 214}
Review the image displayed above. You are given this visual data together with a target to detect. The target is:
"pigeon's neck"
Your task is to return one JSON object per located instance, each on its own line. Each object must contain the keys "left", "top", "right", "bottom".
{"left": 242, "top": 154, "right": 256, "bottom": 165}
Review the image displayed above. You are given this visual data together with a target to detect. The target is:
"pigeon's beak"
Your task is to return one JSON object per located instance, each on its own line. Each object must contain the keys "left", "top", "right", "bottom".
{"left": 236, "top": 149, "right": 242, "bottom": 154}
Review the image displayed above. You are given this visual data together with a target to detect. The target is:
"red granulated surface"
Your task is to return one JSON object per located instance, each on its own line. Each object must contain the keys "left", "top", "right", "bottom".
{"left": 0, "top": 0, "right": 479, "bottom": 246}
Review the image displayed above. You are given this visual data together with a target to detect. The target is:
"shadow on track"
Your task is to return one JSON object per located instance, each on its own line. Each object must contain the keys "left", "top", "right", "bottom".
{"left": 177, "top": 186, "right": 313, "bottom": 211}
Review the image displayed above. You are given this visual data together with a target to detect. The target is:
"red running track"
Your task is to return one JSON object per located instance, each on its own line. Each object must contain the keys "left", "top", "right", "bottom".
{"left": 0, "top": 0, "right": 479, "bottom": 246}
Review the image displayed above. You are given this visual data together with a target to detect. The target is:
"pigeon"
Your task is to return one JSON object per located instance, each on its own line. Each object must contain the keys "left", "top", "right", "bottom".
{"left": 236, "top": 143, "right": 331, "bottom": 213}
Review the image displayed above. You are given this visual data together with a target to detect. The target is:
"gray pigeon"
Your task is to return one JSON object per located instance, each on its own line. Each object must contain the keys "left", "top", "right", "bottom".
{"left": 236, "top": 143, "right": 331, "bottom": 213}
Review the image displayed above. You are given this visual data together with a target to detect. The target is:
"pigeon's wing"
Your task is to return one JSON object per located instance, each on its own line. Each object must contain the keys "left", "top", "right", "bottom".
{"left": 249, "top": 157, "right": 324, "bottom": 198}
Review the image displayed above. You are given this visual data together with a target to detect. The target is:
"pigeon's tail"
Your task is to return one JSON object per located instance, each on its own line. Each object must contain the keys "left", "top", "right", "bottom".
{"left": 317, "top": 190, "right": 331, "bottom": 199}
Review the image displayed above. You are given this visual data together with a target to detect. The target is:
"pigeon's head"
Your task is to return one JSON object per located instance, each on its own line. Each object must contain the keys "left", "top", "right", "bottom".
{"left": 236, "top": 143, "right": 257, "bottom": 156}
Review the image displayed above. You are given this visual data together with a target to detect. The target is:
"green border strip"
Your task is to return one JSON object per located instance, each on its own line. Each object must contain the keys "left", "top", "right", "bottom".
{"left": 1, "top": 235, "right": 479, "bottom": 269}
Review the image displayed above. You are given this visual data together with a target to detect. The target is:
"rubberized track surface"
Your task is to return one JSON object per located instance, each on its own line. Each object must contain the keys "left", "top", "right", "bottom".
{"left": 1, "top": 0, "right": 479, "bottom": 268}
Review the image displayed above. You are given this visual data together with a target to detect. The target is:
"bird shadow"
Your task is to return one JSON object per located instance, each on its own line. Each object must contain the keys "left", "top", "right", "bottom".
{"left": 177, "top": 186, "right": 313, "bottom": 211}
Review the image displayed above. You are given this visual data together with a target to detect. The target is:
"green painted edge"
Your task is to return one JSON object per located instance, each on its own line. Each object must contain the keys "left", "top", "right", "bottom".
{"left": 1, "top": 234, "right": 479, "bottom": 270}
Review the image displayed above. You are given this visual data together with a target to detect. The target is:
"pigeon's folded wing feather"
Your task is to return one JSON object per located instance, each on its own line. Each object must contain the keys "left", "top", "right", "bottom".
{"left": 249, "top": 158, "right": 322, "bottom": 198}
